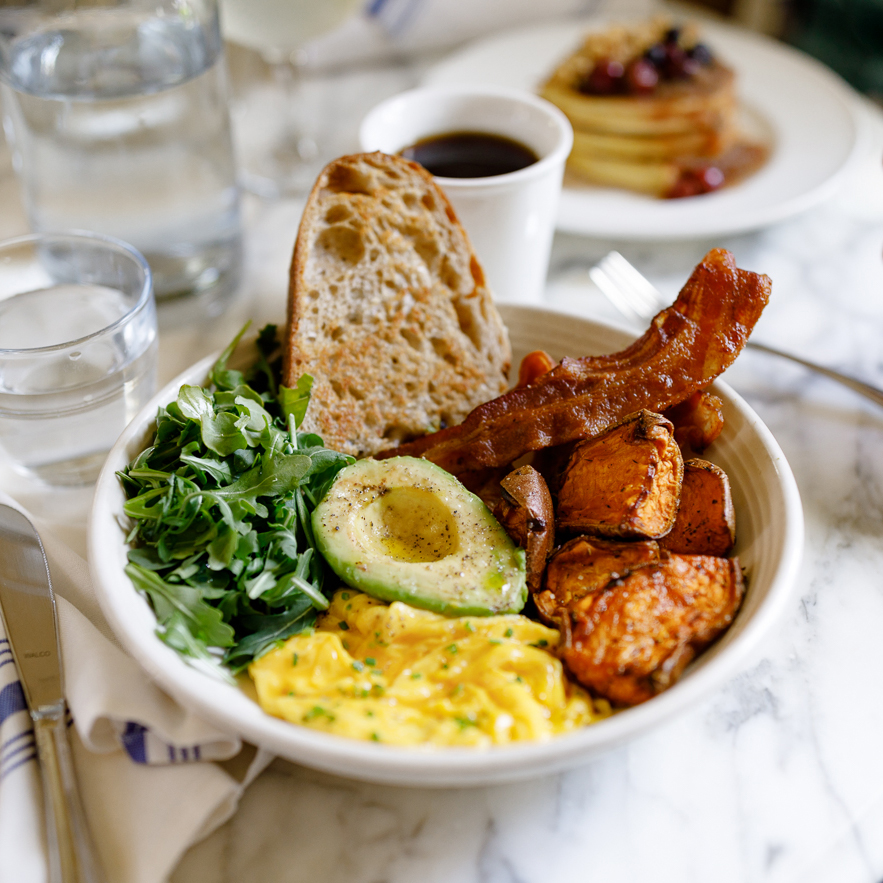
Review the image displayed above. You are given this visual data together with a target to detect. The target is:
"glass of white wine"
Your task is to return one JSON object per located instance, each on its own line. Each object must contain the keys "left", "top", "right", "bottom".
{"left": 220, "top": 0, "right": 364, "bottom": 197}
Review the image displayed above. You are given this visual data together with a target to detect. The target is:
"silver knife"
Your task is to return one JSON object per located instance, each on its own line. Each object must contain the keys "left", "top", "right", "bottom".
{"left": 0, "top": 504, "right": 104, "bottom": 883}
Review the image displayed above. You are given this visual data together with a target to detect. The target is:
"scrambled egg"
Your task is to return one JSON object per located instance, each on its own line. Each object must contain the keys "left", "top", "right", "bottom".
{"left": 249, "top": 589, "right": 610, "bottom": 746}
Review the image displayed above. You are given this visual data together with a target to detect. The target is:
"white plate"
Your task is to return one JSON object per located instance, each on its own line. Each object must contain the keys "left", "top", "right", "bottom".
{"left": 88, "top": 306, "right": 804, "bottom": 787}
{"left": 423, "top": 19, "right": 861, "bottom": 239}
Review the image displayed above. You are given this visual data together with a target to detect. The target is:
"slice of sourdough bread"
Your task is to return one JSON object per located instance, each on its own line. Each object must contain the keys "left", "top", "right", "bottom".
{"left": 283, "top": 152, "right": 512, "bottom": 458}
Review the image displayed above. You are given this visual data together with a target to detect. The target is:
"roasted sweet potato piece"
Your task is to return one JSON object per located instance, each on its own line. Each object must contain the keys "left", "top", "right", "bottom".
{"left": 492, "top": 466, "right": 555, "bottom": 593}
{"left": 660, "top": 458, "right": 735, "bottom": 556}
{"left": 535, "top": 536, "right": 659, "bottom": 624}
{"left": 663, "top": 390, "right": 725, "bottom": 454}
{"left": 556, "top": 410, "right": 683, "bottom": 539}
{"left": 383, "top": 249, "right": 770, "bottom": 473}
{"left": 560, "top": 552, "right": 744, "bottom": 706}
{"left": 517, "top": 350, "right": 556, "bottom": 388}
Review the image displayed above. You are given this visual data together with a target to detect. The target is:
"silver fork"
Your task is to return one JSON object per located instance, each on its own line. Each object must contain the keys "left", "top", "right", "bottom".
{"left": 590, "top": 251, "right": 883, "bottom": 408}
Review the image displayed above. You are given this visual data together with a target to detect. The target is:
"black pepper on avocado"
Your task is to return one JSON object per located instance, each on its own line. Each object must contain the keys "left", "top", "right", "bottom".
{"left": 311, "top": 457, "right": 527, "bottom": 617}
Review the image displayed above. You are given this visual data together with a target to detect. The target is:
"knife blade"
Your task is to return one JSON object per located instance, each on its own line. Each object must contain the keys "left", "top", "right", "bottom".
{"left": 0, "top": 504, "right": 104, "bottom": 883}
{"left": 0, "top": 505, "right": 64, "bottom": 713}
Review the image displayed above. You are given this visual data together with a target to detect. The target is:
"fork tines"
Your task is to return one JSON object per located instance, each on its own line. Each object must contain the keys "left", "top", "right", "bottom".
{"left": 589, "top": 251, "right": 668, "bottom": 325}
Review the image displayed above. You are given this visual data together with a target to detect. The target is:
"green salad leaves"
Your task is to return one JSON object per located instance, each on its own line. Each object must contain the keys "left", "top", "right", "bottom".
{"left": 119, "top": 325, "right": 354, "bottom": 678}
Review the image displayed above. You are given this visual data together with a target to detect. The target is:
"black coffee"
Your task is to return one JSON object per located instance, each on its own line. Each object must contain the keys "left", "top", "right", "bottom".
{"left": 400, "top": 131, "right": 539, "bottom": 178}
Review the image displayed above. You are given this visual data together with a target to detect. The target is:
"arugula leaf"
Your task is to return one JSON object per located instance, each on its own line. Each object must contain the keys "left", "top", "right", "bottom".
{"left": 252, "top": 324, "right": 280, "bottom": 398}
{"left": 178, "top": 386, "right": 250, "bottom": 456}
{"left": 210, "top": 322, "right": 250, "bottom": 391}
{"left": 179, "top": 453, "right": 234, "bottom": 486}
{"left": 120, "top": 325, "right": 354, "bottom": 675}
{"left": 207, "top": 452, "right": 312, "bottom": 504}
{"left": 207, "top": 523, "right": 238, "bottom": 570}
{"left": 223, "top": 596, "right": 317, "bottom": 672}
{"left": 125, "top": 563, "right": 235, "bottom": 648}
{"left": 279, "top": 374, "right": 313, "bottom": 428}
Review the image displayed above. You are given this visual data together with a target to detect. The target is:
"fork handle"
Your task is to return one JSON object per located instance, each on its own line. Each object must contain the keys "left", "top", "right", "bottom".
{"left": 34, "top": 708, "right": 105, "bottom": 883}
{"left": 747, "top": 341, "right": 883, "bottom": 408}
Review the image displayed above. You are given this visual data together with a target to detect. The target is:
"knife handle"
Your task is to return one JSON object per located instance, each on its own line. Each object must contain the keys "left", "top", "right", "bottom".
{"left": 34, "top": 708, "right": 105, "bottom": 883}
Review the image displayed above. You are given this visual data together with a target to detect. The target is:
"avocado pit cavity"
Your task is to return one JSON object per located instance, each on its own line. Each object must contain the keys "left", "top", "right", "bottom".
{"left": 360, "top": 487, "right": 458, "bottom": 563}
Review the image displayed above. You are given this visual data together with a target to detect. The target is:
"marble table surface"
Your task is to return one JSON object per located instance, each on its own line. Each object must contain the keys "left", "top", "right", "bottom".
{"left": 3, "top": 34, "right": 883, "bottom": 883}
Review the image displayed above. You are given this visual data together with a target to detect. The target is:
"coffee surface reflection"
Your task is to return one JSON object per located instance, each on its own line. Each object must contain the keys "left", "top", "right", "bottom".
{"left": 400, "top": 131, "right": 538, "bottom": 179}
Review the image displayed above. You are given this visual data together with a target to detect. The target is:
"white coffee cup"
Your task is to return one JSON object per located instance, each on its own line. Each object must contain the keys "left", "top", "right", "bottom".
{"left": 359, "top": 85, "right": 573, "bottom": 305}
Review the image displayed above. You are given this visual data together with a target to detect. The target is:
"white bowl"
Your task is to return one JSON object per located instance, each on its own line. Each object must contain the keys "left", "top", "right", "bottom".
{"left": 88, "top": 306, "right": 804, "bottom": 787}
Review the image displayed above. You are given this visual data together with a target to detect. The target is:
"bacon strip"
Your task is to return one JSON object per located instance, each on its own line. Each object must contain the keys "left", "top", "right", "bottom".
{"left": 383, "top": 249, "right": 769, "bottom": 473}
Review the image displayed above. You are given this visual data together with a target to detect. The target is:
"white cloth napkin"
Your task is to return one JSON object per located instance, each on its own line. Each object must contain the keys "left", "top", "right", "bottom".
{"left": 0, "top": 491, "right": 272, "bottom": 883}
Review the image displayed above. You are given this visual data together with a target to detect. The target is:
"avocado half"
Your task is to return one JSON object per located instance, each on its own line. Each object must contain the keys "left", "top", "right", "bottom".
{"left": 312, "top": 457, "right": 527, "bottom": 616}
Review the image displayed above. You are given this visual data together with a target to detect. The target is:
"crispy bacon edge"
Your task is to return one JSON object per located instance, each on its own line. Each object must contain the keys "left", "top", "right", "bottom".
{"left": 380, "top": 249, "right": 770, "bottom": 473}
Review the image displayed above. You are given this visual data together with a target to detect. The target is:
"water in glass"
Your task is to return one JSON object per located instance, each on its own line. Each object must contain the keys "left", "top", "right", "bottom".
{"left": 0, "top": 8, "right": 241, "bottom": 309}
{"left": 0, "top": 282, "right": 157, "bottom": 485}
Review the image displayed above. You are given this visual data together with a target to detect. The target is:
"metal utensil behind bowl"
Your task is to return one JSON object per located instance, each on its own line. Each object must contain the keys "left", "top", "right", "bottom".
{"left": 0, "top": 504, "right": 104, "bottom": 883}
{"left": 590, "top": 250, "right": 883, "bottom": 408}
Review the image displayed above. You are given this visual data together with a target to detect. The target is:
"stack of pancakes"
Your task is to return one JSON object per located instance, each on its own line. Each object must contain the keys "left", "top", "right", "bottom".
{"left": 541, "top": 19, "right": 762, "bottom": 198}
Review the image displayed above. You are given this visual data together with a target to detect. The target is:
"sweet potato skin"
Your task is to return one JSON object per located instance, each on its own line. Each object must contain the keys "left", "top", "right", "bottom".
{"left": 382, "top": 249, "right": 770, "bottom": 473}
{"left": 663, "top": 390, "right": 725, "bottom": 454}
{"left": 536, "top": 535, "right": 659, "bottom": 624}
{"left": 560, "top": 552, "right": 744, "bottom": 706}
{"left": 660, "top": 458, "right": 736, "bottom": 556}
{"left": 493, "top": 466, "right": 555, "bottom": 593}
{"left": 556, "top": 410, "right": 684, "bottom": 539}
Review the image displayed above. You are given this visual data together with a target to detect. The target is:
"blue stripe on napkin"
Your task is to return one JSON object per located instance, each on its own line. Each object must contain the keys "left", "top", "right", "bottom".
{"left": 0, "top": 632, "right": 37, "bottom": 781}
{"left": 121, "top": 721, "right": 148, "bottom": 764}
{"left": 0, "top": 640, "right": 14, "bottom": 671}
{"left": 1, "top": 748, "right": 38, "bottom": 778}
{"left": 2, "top": 624, "right": 226, "bottom": 772}
{"left": 0, "top": 680, "right": 26, "bottom": 724}
{"left": 120, "top": 720, "right": 208, "bottom": 766}
{"left": 2, "top": 736, "right": 36, "bottom": 765}
{"left": 1, "top": 728, "right": 36, "bottom": 776}
{"left": 0, "top": 676, "right": 35, "bottom": 780}
{"left": 2, "top": 729, "right": 32, "bottom": 752}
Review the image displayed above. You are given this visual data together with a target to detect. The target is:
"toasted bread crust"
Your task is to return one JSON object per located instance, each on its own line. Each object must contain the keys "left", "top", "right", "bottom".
{"left": 283, "top": 152, "right": 511, "bottom": 457}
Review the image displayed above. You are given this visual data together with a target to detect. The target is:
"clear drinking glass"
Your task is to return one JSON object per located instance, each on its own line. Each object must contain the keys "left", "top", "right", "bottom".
{"left": 0, "top": 0, "right": 242, "bottom": 316}
{"left": 219, "top": 0, "right": 363, "bottom": 197}
{"left": 0, "top": 232, "right": 157, "bottom": 486}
